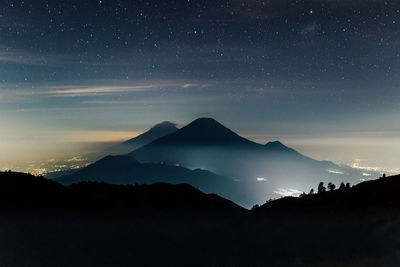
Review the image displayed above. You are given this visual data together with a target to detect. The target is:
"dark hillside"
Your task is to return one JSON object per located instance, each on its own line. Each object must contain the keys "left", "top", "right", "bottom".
{"left": 0, "top": 171, "right": 245, "bottom": 215}
{"left": 254, "top": 174, "right": 400, "bottom": 214}
{"left": 2, "top": 171, "right": 400, "bottom": 266}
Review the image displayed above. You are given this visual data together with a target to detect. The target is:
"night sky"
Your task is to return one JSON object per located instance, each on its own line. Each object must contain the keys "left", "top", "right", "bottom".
{"left": 1, "top": 0, "right": 400, "bottom": 173}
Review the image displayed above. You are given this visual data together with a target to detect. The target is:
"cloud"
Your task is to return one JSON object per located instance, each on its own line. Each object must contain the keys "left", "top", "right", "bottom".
{"left": 182, "top": 83, "right": 208, "bottom": 89}
{"left": 45, "top": 81, "right": 211, "bottom": 97}
{"left": 0, "top": 46, "right": 49, "bottom": 65}
{"left": 274, "top": 188, "right": 303, "bottom": 197}
{"left": 66, "top": 156, "right": 87, "bottom": 162}
{"left": 48, "top": 85, "right": 158, "bottom": 97}
{"left": 327, "top": 170, "right": 344, "bottom": 175}
{"left": 0, "top": 80, "right": 211, "bottom": 99}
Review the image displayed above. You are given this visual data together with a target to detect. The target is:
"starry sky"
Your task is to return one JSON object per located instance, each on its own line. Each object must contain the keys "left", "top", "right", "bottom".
{"left": 1, "top": 0, "right": 400, "bottom": 174}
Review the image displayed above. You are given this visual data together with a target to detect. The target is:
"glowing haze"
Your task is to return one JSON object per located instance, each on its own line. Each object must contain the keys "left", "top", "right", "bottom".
{"left": 1, "top": 1, "right": 400, "bottom": 174}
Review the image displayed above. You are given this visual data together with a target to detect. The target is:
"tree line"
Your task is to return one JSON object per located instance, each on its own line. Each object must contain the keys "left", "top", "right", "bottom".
{"left": 300, "top": 181, "right": 351, "bottom": 197}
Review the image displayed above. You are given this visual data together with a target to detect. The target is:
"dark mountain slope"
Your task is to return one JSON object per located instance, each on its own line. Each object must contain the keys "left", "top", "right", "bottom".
{"left": 253, "top": 174, "right": 400, "bottom": 214}
{"left": 44, "top": 122, "right": 178, "bottom": 179}
{"left": 0, "top": 171, "right": 245, "bottom": 215}
{"left": 122, "top": 121, "right": 178, "bottom": 147}
{"left": 129, "top": 118, "right": 308, "bottom": 170}
{"left": 264, "top": 141, "right": 300, "bottom": 154}
{"left": 107, "top": 121, "right": 179, "bottom": 155}
{"left": 2, "top": 172, "right": 400, "bottom": 266}
{"left": 55, "top": 155, "right": 246, "bottom": 205}
{"left": 146, "top": 118, "right": 257, "bottom": 146}
{"left": 0, "top": 171, "right": 67, "bottom": 208}
{"left": 129, "top": 118, "right": 369, "bottom": 205}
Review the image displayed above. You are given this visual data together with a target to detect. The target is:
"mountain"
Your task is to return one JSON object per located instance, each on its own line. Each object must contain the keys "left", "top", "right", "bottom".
{"left": 45, "top": 168, "right": 81, "bottom": 179}
{"left": 264, "top": 141, "right": 299, "bottom": 154}
{"left": 146, "top": 118, "right": 256, "bottom": 146}
{"left": 0, "top": 171, "right": 245, "bottom": 215}
{"left": 107, "top": 121, "right": 179, "bottom": 154}
{"left": 44, "top": 122, "right": 179, "bottom": 179}
{"left": 128, "top": 118, "right": 377, "bottom": 206}
{"left": 254, "top": 174, "right": 400, "bottom": 214}
{"left": 2, "top": 171, "right": 400, "bottom": 267}
{"left": 55, "top": 155, "right": 246, "bottom": 205}
{"left": 122, "top": 121, "right": 178, "bottom": 148}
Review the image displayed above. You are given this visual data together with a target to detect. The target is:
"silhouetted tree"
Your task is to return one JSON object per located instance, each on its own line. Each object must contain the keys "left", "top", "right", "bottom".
{"left": 382, "top": 173, "right": 386, "bottom": 179}
{"left": 299, "top": 192, "right": 307, "bottom": 198}
{"left": 309, "top": 188, "right": 314, "bottom": 195}
{"left": 251, "top": 204, "right": 260, "bottom": 210}
{"left": 318, "top": 182, "right": 326, "bottom": 193}
{"left": 327, "top": 182, "right": 336, "bottom": 191}
{"left": 345, "top": 182, "right": 351, "bottom": 189}
{"left": 339, "top": 182, "right": 346, "bottom": 190}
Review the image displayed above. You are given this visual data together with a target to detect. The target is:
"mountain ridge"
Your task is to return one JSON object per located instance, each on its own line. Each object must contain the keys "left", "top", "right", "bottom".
{"left": 104, "top": 121, "right": 179, "bottom": 155}
{"left": 127, "top": 118, "right": 370, "bottom": 206}
{"left": 143, "top": 118, "right": 258, "bottom": 147}
{"left": 55, "top": 155, "right": 247, "bottom": 205}
{"left": 0, "top": 171, "right": 245, "bottom": 214}
{"left": 122, "top": 121, "right": 178, "bottom": 146}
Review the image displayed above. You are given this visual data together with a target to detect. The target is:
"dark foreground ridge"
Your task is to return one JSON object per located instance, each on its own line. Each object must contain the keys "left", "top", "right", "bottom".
{"left": 254, "top": 174, "right": 400, "bottom": 214}
{"left": 2, "top": 171, "right": 400, "bottom": 266}
{"left": 0, "top": 171, "right": 244, "bottom": 215}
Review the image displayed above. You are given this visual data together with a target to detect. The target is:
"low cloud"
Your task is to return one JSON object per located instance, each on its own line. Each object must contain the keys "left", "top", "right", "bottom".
{"left": 66, "top": 156, "right": 87, "bottom": 163}
{"left": 327, "top": 170, "right": 344, "bottom": 175}
{"left": 274, "top": 188, "right": 303, "bottom": 197}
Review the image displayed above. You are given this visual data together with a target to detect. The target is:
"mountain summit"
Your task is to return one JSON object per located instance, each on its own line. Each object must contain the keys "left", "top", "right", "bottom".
{"left": 127, "top": 117, "right": 365, "bottom": 207}
{"left": 122, "top": 121, "right": 178, "bottom": 147}
{"left": 151, "top": 121, "right": 177, "bottom": 129}
{"left": 265, "top": 141, "right": 297, "bottom": 153}
{"left": 106, "top": 121, "right": 179, "bottom": 154}
{"left": 147, "top": 118, "right": 256, "bottom": 146}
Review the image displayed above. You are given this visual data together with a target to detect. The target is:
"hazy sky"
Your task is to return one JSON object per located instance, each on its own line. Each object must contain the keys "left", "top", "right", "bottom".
{"left": 1, "top": 0, "right": 400, "bottom": 173}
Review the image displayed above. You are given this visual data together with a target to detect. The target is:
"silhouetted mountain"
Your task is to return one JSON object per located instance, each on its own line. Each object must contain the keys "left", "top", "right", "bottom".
{"left": 44, "top": 168, "right": 81, "bottom": 179}
{"left": 238, "top": 174, "right": 400, "bottom": 267}
{"left": 254, "top": 174, "right": 400, "bottom": 214}
{"left": 147, "top": 118, "right": 257, "bottom": 146}
{"left": 55, "top": 155, "right": 244, "bottom": 203}
{"left": 264, "top": 140, "right": 298, "bottom": 154}
{"left": 106, "top": 121, "right": 179, "bottom": 155}
{"left": 129, "top": 118, "right": 371, "bottom": 206}
{"left": 122, "top": 121, "right": 178, "bottom": 147}
{"left": 44, "top": 122, "right": 178, "bottom": 179}
{"left": 0, "top": 171, "right": 66, "bottom": 208}
{"left": 2, "top": 171, "right": 400, "bottom": 267}
{"left": 0, "top": 171, "right": 245, "bottom": 214}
